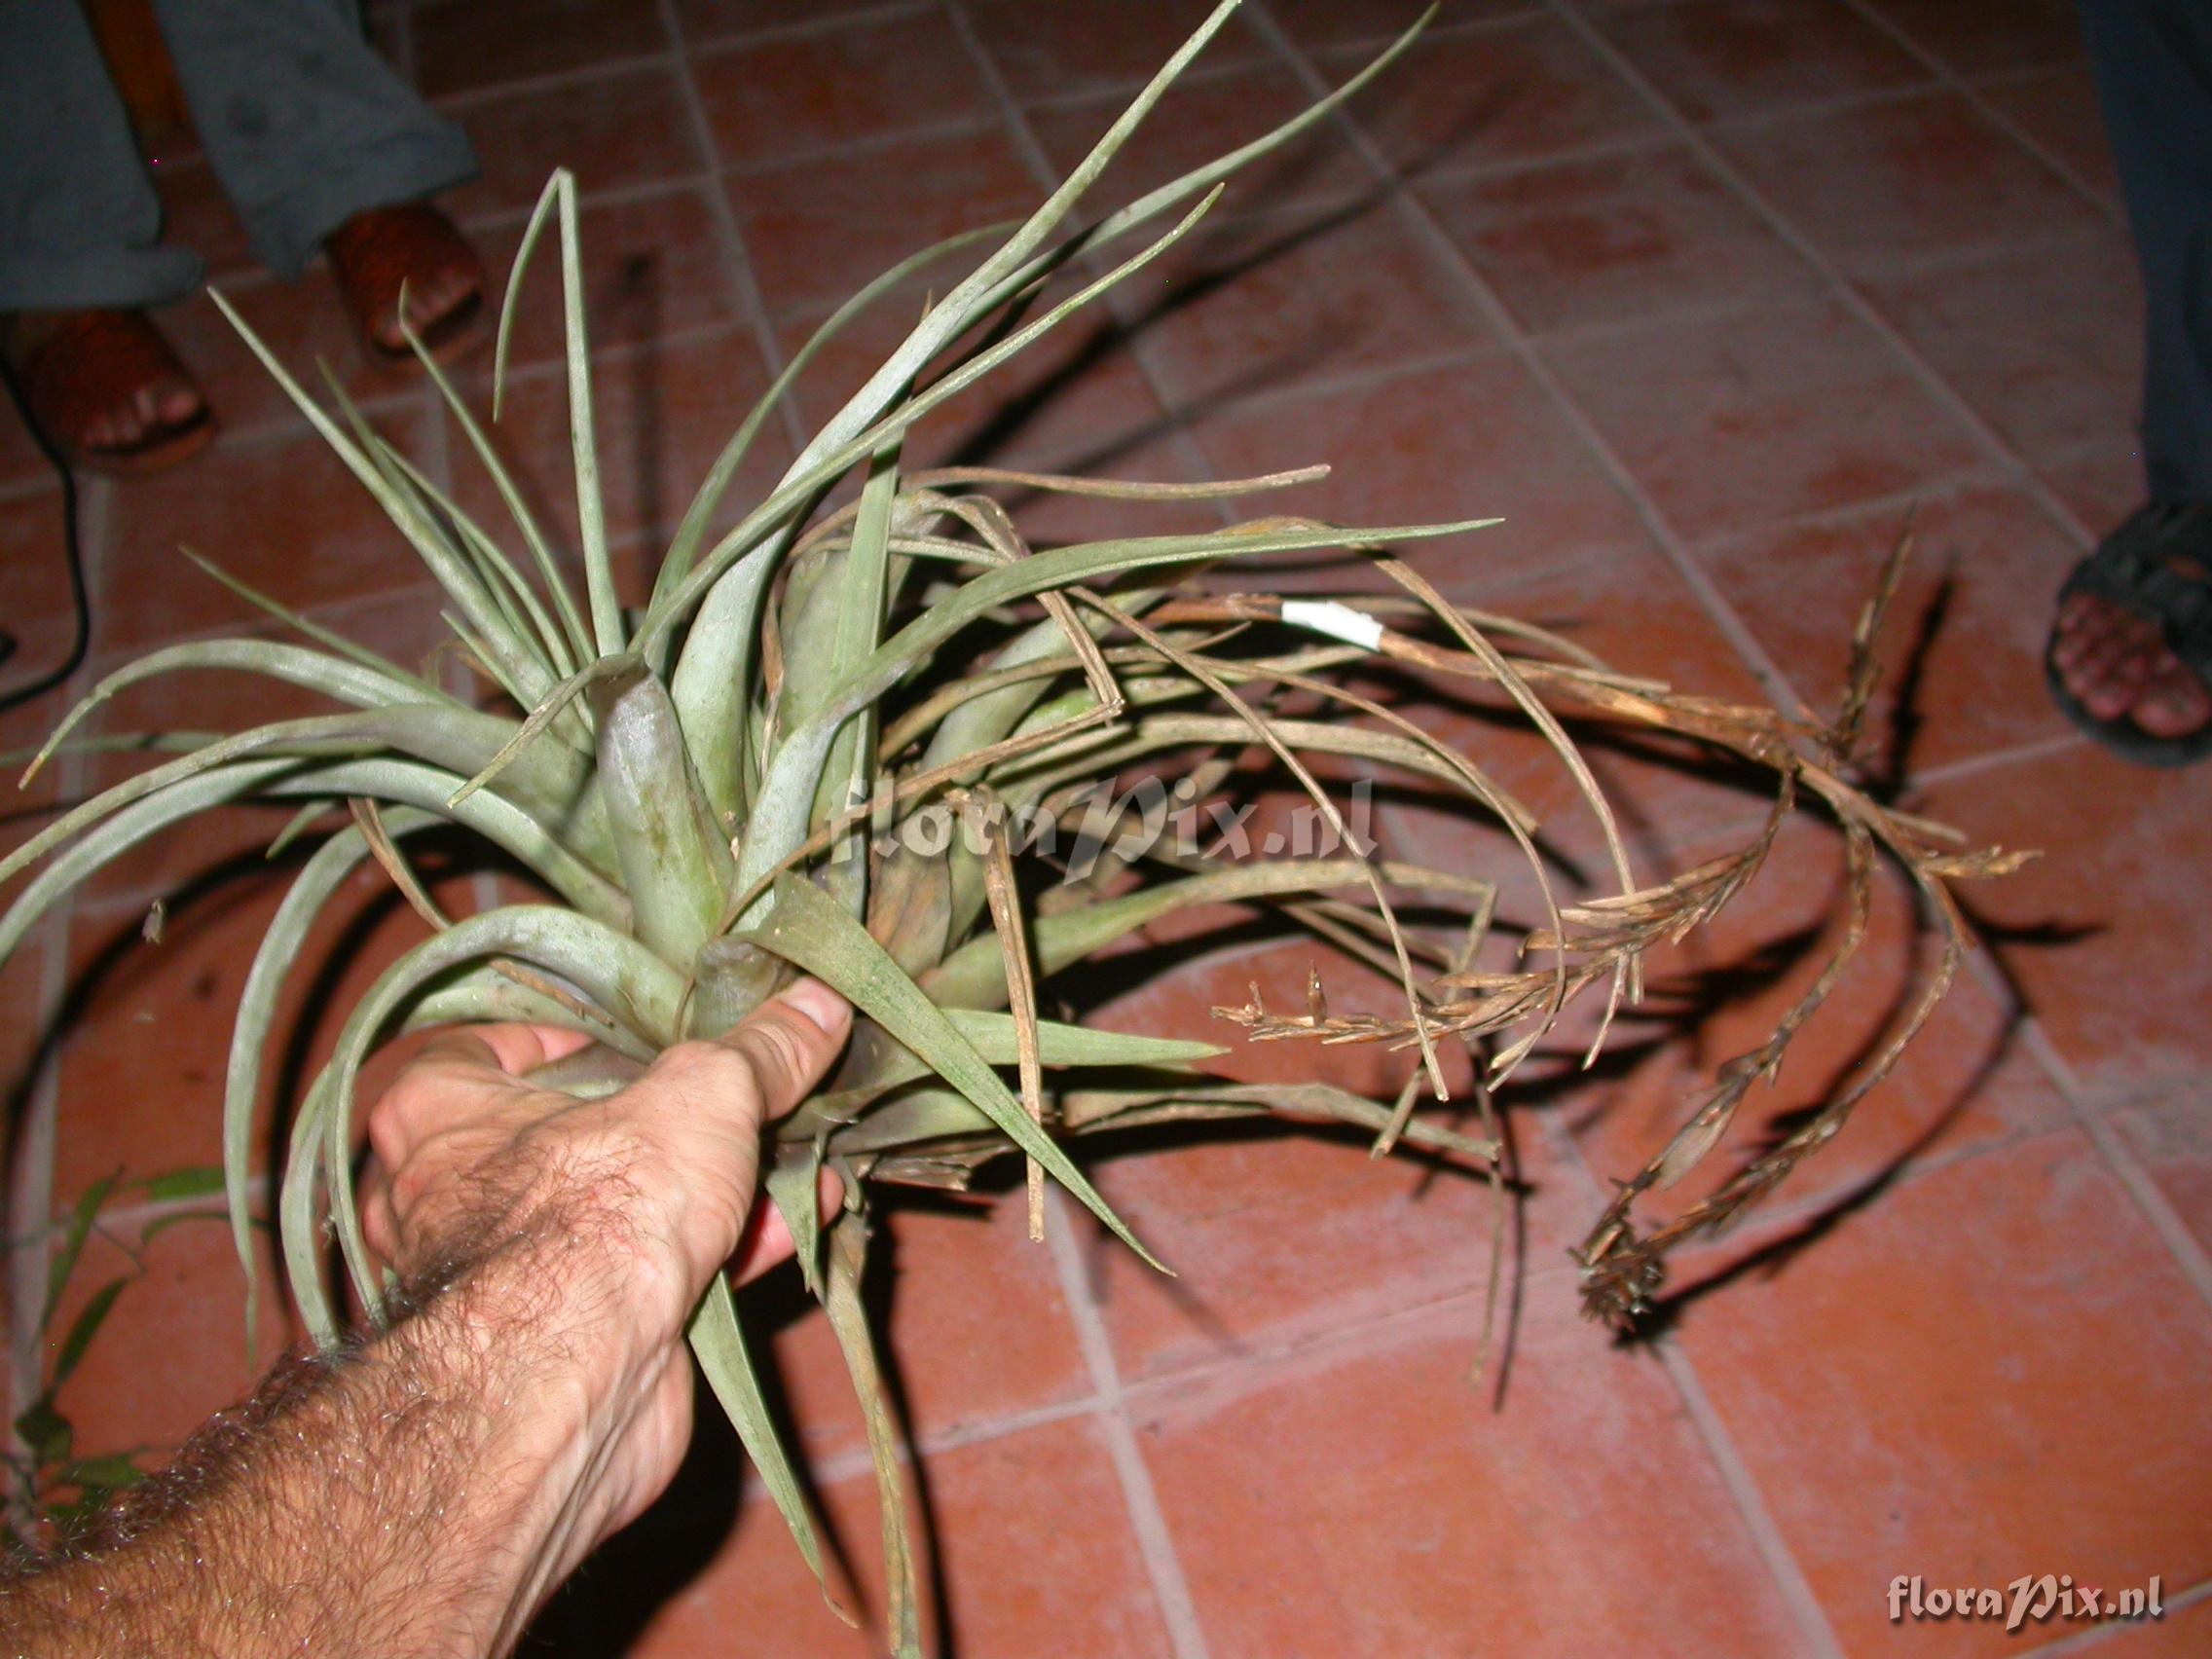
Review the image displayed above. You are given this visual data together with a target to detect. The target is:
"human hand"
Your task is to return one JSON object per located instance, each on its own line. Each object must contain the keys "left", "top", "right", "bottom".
{"left": 0, "top": 982, "right": 854, "bottom": 1659}
{"left": 358, "top": 978, "right": 851, "bottom": 1549}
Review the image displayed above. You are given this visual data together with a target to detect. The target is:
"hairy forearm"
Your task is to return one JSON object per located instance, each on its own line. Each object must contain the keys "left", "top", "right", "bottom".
{"left": 0, "top": 990, "right": 846, "bottom": 1659}
{"left": 0, "top": 1233, "right": 627, "bottom": 1659}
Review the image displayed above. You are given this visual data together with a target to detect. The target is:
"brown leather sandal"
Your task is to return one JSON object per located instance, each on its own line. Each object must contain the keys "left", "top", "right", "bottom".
{"left": 8, "top": 309, "right": 215, "bottom": 477}
{"left": 326, "top": 203, "right": 485, "bottom": 368}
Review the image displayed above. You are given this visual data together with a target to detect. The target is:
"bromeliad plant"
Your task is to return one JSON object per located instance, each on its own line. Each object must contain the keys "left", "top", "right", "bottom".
{"left": 0, "top": 5, "right": 2025, "bottom": 1644}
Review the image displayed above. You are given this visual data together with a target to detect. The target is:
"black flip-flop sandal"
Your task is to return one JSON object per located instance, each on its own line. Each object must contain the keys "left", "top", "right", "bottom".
{"left": 2045, "top": 500, "right": 2212, "bottom": 768}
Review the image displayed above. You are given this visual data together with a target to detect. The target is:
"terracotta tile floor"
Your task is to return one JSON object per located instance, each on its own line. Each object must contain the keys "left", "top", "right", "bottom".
{"left": 4, "top": 1, "right": 2208, "bottom": 1654}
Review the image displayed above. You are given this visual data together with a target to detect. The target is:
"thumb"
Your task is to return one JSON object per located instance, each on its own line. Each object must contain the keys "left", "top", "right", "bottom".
{"left": 719, "top": 977, "right": 852, "bottom": 1118}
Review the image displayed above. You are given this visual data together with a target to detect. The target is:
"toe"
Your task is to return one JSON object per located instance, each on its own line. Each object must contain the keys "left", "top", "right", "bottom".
{"left": 413, "top": 269, "right": 460, "bottom": 319}
{"left": 2075, "top": 626, "right": 2157, "bottom": 719}
{"left": 411, "top": 264, "right": 479, "bottom": 335}
{"left": 2070, "top": 619, "right": 2133, "bottom": 685}
{"left": 154, "top": 375, "right": 202, "bottom": 428}
{"left": 103, "top": 394, "right": 148, "bottom": 451}
{"left": 2054, "top": 596, "right": 2120, "bottom": 670}
{"left": 2089, "top": 657, "right": 2155, "bottom": 717}
{"left": 369, "top": 291, "right": 410, "bottom": 352}
{"left": 2132, "top": 660, "right": 2212, "bottom": 739}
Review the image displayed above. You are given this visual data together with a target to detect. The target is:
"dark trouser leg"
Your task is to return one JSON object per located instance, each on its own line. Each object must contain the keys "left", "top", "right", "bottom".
{"left": 2084, "top": 0, "right": 2212, "bottom": 501}
{"left": 150, "top": 0, "right": 477, "bottom": 281}
{"left": 0, "top": 1, "right": 204, "bottom": 311}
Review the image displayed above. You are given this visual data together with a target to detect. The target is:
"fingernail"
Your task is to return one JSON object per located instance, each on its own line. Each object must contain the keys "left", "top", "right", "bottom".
{"left": 781, "top": 977, "right": 850, "bottom": 1035}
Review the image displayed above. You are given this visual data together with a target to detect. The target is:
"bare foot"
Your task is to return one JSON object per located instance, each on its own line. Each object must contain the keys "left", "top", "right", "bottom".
{"left": 2050, "top": 504, "right": 2212, "bottom": 744}
{"left": 2, "top": 310, "right": 212, "bottom": 474}
{"left": 326, "top": 202, "right": 485, "bottom": 361}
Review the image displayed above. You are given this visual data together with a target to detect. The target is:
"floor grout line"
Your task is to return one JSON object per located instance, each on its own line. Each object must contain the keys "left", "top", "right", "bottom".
{"left": 800, "top": 1260, "right": 1565, "bottom": 1498}
{"left": 1540, "top": 0, "right": 2101, "bottom": 563}
{"left": 1113, "top": 1265, "right": 1576, "bottom": 1407}
{"left": 1139, "top": 336, "right": 1511, "bottom": 422}
{"left": 1904, "top": 726, "right": 2087, "bottom": 788}
{"left": 425, "top": 52, "right": 682, "bottom": 113}
{"left": 482, "top": 313, "right": 754, "bottom": 387}
{"left": 1513, "top": 289, "right": 1774, "bottom": 350}
{"left": 796, "top": 1386, "right": 1109, "bottom": 1494}
{"left": 1827, "top": 218, "right": 2128, "bottom": 283}
{"left": 1825, "top": 0, "right": 2120, "bottom": 223}
{"left": 2080, "top": 1108, "right": 2212, "bottom": 1312}
{"left": 1391, "top": 125, "right": 1687, "bottom": 191}
{"left": 454, "top": 170, "right": 715, "bottom": 236}
{"left": 1685, "top": 461, "right": 2038, "bottom": 555}
{"left": 940, "top": 19, "right": 1228, "bottom": 1650}
{"left": 1039, "top": 1189, "right": 1214, "bottom": 1659}
{"left": 1242, "top": 14, "right": 1865, "bottom": 1649}
{"left": 1653, "top": 1346, "right": 1850, "bottom": 1659}
{"left": 1688, "top": 76, "right": 1946, "bottom": 137}
{"left": 1517, "top": 0, "right": 2212, "bottom": 1318}
{"left": 676, "top": 0, "right": 930, "bottom": 55}
{"left": 647, "top": 0, "right": 812, "bottom": 461}
{"left": 1957, "top": 924, "right": 2212, "bottom": 1321}
{"left": 941, "top": 0, "right": 1236, "bottom": 525}
{"left": 718, "top": 112, "right": 1008, "bottom": 180}
{"left": 1527, "top": 1103, "right": 1849, "bottom": 1658}
{"left": 1241, "top": 0, "right": 1818, "bottom": 792}
{"left": 1007, "top": 51, "right": 1304, "bottom": 119}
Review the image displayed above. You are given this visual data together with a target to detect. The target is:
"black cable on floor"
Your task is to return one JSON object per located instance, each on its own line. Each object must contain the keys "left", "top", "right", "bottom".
{"left": 0, "top": 369, "right": 92, "bottom": 716}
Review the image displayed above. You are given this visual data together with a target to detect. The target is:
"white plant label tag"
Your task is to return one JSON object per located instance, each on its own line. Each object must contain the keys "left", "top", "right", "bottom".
{"left": 1280, "top": 599, "right": 1385, "bottom": 651}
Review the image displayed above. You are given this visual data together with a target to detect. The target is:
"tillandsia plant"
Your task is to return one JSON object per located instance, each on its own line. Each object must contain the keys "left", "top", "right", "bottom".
{"left": 0, "top": 3, "right": 2027, "bottom": 1644}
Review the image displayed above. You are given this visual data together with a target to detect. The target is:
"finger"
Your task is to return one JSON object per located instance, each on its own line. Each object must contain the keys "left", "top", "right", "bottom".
{"left": 732, "top": 1194, "right": 793, "bottom": 1282}
{"left": 425, "top": 1022, "right": 596, "bottom": 1077}
{"left": 415, "top": 1026, "right": 520, "bottom": 1078}
{"left": 731, "top": 1164, "right": 845, "bottom": 1285}
{"left": 360, "top": 1168, "right": 398, "bottom": 1270}
{"left": 719, "top": 979, "right": 852, "bottom": 1121}
{"left": 513, "top": 1022, "right": 599, "bottom": 1068}
{"left": 377, "top": 1029, "right": 542, "bottom": 1155}
{"left": 365, "top": 1084, "right": 411, "bottom": 1172}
